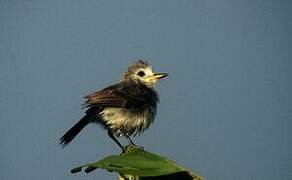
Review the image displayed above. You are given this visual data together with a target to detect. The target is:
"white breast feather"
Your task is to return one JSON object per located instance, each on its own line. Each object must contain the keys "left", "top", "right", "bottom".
{"left": 100, "top": 107, "right": 154, "bottom": 136}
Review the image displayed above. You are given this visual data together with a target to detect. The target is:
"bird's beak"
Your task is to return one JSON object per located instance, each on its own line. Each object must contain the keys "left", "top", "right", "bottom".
{"left": 153, "top": 72, "right": 168, "bottom": 80}
{"left": 146, "top": 72, "right": 168, "bottom": 84}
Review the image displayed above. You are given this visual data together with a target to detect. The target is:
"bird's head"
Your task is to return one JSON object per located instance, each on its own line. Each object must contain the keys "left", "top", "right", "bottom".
{"left": 121, "top": 60, "right": 168, "bottom": 86}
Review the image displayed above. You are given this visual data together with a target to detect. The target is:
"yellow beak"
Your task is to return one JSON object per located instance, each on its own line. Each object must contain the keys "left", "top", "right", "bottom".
{"left": 153, "top": 72, "right": 168, "bottom": 79}
{"left": 146, "top": 72, "right": 168, "bottom": 84}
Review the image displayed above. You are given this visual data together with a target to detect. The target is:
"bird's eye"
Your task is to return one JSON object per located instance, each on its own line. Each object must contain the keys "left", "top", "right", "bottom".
{"left": 137, "top": 71, "right": 145, "bottom": 77}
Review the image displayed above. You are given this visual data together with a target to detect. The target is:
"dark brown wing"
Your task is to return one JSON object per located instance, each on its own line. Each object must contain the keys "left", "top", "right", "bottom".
{"left": 83, "top": 81, "right": 157, "bottom": 109}
{"left": 84, "top": 88, "right": 125, "bottom": 107}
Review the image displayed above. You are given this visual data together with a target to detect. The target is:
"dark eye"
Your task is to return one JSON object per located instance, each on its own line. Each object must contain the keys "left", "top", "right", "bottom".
{"left": 137, "top": 71, "right": 145, "bottom": 77}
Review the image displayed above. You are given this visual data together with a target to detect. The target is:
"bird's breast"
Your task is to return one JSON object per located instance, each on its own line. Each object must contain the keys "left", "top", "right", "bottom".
{"left": 100, "top": 105, "right": 156, "bottom": 136}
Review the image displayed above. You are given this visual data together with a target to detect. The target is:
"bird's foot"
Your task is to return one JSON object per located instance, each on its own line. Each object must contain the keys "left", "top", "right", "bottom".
{"left": 120, "top": 144, "right": 145, "bottom": 155}
{"left": 125, "top": 144, "right": 144, "bottom": 150}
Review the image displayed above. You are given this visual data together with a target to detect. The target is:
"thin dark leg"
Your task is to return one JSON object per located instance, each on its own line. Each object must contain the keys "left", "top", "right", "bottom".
{"left": 107, "top": 130, "right": 124, "bottom": 150}
{"left": 124, "top": 133, "right": 144, "bottom": 150}
{"left": 124, "top": 133, "right": 136, "bottom": 146}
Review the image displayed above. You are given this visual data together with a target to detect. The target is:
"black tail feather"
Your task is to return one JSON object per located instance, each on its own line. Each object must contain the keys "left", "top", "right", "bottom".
{"left": 59, "top": 115, "right": 91, "bottom": 147}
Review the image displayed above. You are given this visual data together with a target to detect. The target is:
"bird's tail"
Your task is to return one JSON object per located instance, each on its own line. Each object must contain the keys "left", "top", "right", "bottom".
{"left": 59, "top": 115, "right": 92, "bottom": 147}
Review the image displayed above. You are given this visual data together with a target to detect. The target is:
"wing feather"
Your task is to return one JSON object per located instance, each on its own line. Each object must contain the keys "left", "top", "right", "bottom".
{"left": 83, "top": 81, "right": 150, "bottom": 108}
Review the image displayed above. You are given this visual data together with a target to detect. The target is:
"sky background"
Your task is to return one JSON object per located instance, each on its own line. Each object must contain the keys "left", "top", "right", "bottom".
{"left": 0, "top": 0, "right": 291, "bottom": 180}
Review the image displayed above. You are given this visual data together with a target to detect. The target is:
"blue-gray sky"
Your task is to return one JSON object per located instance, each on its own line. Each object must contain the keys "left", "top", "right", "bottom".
{"left": 0, "top": 1, "right": 291, "bottom": 180}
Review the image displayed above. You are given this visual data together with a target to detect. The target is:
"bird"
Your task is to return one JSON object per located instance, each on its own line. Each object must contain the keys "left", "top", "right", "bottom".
{"left": 59, "top": 60, "right": 168, "bottom": 150}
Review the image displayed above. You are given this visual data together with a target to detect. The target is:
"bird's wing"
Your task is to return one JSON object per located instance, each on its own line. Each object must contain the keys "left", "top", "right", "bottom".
{"left": 83, "top": 82, "right": 149, "bottom": 108}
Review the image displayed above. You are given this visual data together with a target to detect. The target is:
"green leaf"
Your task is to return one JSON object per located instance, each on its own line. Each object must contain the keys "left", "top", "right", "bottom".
{"left": 71, "top": 146, "right": 202, "bottom": 179}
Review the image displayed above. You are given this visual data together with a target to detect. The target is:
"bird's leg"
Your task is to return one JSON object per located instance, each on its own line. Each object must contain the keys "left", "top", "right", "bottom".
{"left": 124, "top": 133, "right": 136, "bottom": 146}
{"left": 123, "top": 133, "right": 144, "bottom": 150}
{"left": 107, "top": 130, "right": 124, "bottom": 150}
